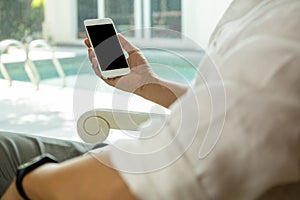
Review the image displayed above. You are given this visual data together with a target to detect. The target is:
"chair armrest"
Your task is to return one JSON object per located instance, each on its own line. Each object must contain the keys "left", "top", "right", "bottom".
{"left": 77, "top": 108, "right": 168, "bottom": 143}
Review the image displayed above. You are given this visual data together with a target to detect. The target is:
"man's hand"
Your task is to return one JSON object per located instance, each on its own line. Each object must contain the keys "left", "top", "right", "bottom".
{"left": 85, "top": 34, "right": 188, "bottom": 108}
{"left": 1, "top": 179, "right": 23, "bottom": 200}
{"left": 84, "top": 34, "right": 157, "bottom": 95}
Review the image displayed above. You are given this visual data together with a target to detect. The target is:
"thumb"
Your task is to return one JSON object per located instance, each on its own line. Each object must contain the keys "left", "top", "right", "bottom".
{"left": 118, "top": 34, "right": 139, "bottom": 54}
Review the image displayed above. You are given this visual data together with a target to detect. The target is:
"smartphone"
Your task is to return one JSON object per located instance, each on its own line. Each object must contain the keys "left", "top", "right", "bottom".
{"left": 84, "top": 18, "right": 130, "bottom": 78}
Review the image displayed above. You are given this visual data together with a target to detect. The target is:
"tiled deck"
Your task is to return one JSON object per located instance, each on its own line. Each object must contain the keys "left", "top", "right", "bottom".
{"left": 0, "top": 78, "right": 165, "bottom": 143}
{"left": 0, "top": 44, "right": 197, "bottom": 144}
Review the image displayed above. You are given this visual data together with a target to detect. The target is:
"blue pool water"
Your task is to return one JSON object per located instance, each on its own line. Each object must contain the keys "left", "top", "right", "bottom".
{"left": 0, "top": 48, "right": 203, "bottom": 88}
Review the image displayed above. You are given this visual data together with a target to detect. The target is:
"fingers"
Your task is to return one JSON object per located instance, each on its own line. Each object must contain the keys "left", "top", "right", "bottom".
{"left": 84, "top": 38, "right": 91, "bottom": 48}
{"left": 117, "top": 34, "right": 139, "bottom": 55}
{"left": 87, "top": 47, "right": 102, "bottom": 78}
{"left": 88, "top": 48, "right": 94, "bottom": 62}
{"left": 85, "top": 38, "right": 107, "bottom": 80}
{"left": 86, "top": 39, "right": 95, "bottom": 66}
{"left": 91, "top": 56, "right": 102, "bottom": 78}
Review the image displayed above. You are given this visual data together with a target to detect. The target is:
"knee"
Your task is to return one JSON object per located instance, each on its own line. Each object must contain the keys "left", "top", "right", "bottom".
{"left": 0, "top": 131, "right": 14, "bottom": 157}
{"left": 0, "top": 131, "right": 23, "bottom": 159}
{"left": 0, "top": 130, "right": 9, "bottom": 141}
{"left": 0, "top": 132, "right": 19, "bottom": 196}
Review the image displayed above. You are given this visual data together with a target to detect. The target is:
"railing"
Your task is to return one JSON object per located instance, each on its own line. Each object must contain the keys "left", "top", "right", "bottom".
{"left": 0, "top": 39, "right": 66, "bottom": 89}
{"left": 0, "top": 39, "right": 23, "bottom": 86}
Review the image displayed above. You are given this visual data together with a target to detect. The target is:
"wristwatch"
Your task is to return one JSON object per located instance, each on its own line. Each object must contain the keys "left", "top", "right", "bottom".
{"left": 16, "top": 153, "right": 58, "bottom": 200}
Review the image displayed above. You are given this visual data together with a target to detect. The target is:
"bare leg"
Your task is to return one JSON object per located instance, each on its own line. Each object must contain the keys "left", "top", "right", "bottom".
{"left": 0, "top": 131, "right": 94, "bottom": 196}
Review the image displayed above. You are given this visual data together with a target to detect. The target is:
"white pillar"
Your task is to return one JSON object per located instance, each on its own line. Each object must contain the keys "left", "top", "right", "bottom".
{"left": 44, "top": 0, "right": 77, "bottom": 44}
{"left": 143, "top": 0, "right": 151, "bottom": 39}
{"left": 134, "top": 0, "right": 142, "bottom": 39}
{"left": 98, "top": 0, "right": 105, "bottom": 18}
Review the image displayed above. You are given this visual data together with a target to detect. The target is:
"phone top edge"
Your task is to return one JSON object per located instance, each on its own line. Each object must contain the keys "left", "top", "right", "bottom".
{"left": 84, "top": 18, "right": 113, "bottom": 26}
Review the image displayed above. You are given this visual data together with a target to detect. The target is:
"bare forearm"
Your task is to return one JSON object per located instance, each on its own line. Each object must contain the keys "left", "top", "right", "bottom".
{"left": 19, "top": 155, "right": 136, "bottom": 200}
{"left": 135, "top": 77, "right": 188, "bottom": 108}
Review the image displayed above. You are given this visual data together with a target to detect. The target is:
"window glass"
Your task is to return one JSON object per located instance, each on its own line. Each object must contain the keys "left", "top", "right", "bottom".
{"left": 0, "top": 0, "right": 199, "bottom": 140}
{"left": 151, "top": 0, "right": 182, "bottom": 38}
{"left": 77, "top": 0, "right": 98, "bottom": 38}
{"left": 105, "top": 0, "right": 135, "bottom": 36}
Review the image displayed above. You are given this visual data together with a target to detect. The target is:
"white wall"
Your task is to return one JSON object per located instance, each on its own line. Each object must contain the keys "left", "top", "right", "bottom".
{"left": 44, "top": 0, "right": 233, "bottom": 48}
{"left": 182, "top": 0, "right": 233, "bottom": 49}
{"left": 44, "top": 0, "right": 77, "bottom": 44}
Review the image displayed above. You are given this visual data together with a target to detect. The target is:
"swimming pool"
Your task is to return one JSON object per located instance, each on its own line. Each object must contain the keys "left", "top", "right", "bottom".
{"left": 0, "top": 48, "right": 204, "bottom": 140}
{"left": 0, "top": 48, "right": 203, "bottom": 90}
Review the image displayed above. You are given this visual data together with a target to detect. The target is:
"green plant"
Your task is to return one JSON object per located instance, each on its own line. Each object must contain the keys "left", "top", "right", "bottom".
{"left": 0, "top": 0, "right": 44, "bottom": 41}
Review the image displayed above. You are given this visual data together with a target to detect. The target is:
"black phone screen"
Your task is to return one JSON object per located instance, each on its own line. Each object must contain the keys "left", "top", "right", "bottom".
{"left": 86, "top": 24, "right": 128, "bottom": 71}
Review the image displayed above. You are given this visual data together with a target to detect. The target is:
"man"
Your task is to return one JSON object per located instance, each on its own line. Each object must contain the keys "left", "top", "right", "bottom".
{"left": 1, "top": 0, "right": 300, "bottom": 199}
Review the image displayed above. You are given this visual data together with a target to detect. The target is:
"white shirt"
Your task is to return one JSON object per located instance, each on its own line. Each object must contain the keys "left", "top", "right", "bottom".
{"left": 93, "top": 0, "right": 300, "bottom": 199}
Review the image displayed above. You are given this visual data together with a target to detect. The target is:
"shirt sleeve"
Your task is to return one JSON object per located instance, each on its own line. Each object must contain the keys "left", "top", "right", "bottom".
{"left": 105, "top": 115, "right": 210, "bottom": 200}
{"left": 107, "top": 38, "right": 299, "bottom": 200}
{"left": 193, "top": 36, "right": 300, "bottom": 199}
{"left": 89, "top": 2, "right": 300, "bottom": 198}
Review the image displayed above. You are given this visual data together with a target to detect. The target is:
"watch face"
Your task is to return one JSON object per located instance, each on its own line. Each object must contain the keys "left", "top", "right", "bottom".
{"left": 16, "top": 154, "right": 58, "bottom": 200}
{"left": 17, "top": 154, "right": 58, "bottom": 170}
{"left": 18, "top": 157, "right": 43, "bottom": 170}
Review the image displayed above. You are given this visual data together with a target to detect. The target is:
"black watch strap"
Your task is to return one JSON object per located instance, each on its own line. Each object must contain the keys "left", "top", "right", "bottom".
{"left": 16, "top": 154, "right": 58, "bottom": 200}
